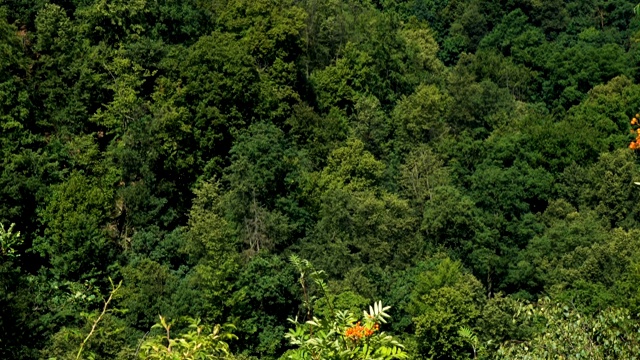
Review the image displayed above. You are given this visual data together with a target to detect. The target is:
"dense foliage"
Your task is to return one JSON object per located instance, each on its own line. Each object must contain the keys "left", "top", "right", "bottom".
{"left": 3, "top": 0, "right": 640, "bottom": 358}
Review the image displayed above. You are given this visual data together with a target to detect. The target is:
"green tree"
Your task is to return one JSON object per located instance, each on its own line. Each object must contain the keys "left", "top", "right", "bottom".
{"left": 301, "top": 138, "right": 419, "bottom": 278}
{"left": 34, "top": 171, "right": 118, "bottom": 280}
{"left": 410, "top": 256, "right": 486, "bottom": 360}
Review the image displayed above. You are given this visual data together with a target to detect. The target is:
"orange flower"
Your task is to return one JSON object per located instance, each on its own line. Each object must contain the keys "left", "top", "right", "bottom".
{"left": 345, "top": 322, "right": 377, "bottom": 340}
{"left": 632, "top": 118, "right": 638, "bottom": 125}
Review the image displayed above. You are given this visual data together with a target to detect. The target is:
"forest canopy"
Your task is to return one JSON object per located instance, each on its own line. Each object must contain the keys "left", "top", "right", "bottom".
{"left": 2, "top": 0, "right": 640, "bottom": 359}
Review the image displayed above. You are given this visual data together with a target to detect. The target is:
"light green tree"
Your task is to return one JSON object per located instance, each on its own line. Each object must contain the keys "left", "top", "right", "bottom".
{"left": 0, "top": 223, "right": 21, "bottom": 258}
{"left": 139, "top": 316, "right": 237, "bottom": 360}
{"left": 498, "top": 298, "right": 640, "bottom": 359}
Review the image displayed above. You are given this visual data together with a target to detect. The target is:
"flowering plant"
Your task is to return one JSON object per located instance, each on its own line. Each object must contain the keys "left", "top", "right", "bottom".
{"left": 629, "top": 113, "right": 640, "bottom": 149}
{"left": 284, "top": 256, "right": 406, "bottom": 360}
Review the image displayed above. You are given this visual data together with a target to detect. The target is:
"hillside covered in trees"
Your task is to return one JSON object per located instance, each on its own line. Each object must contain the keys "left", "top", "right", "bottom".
{"left": 4, "top": 0, "right": 640, "bottom": 358}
